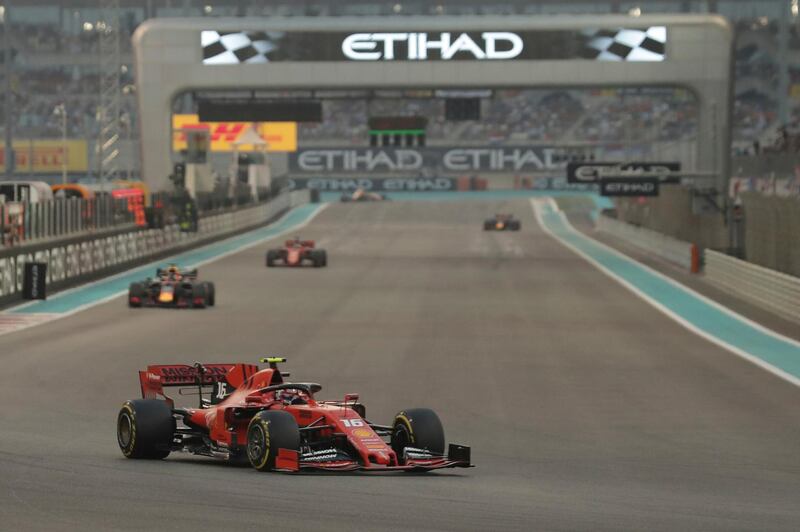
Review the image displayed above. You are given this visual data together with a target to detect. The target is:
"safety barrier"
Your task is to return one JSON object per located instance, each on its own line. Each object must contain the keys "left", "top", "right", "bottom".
{"left": 596, "top": 215, "right": 700, "bottom": 272}
{"left": 0, "top": 187, "right": 281, "bottom": 250}
{"left": 0, "top": 190, "right": 310, "bottom": 300}
{"left": 0, "top": 197, "right": 137, "bottom": 248}
{"left": 704, "top": 250, "right": 800, "bottom": 324}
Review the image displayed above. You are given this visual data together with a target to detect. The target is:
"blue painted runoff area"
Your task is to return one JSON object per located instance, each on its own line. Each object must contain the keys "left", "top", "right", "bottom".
{"left": 538, "top": 200, "right": 800, "bottom": 381}
{"left": 11, "top": 203, "right": 324, "bottom": 315}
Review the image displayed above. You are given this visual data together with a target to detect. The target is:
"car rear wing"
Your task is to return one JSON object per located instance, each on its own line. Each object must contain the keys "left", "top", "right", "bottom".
{"left": 155, "top": 268, "right": 198, "bottom": 278}
{"left": 139, "top": 363, "right": 251, "bottom": 404}
{"left": 284, "top": 239, "right": 314, "bottom": 248}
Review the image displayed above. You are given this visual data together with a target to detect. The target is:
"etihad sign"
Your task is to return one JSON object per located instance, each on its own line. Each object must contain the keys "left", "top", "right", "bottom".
{"left": 296, "top": 148, "right": 563, "bottom": 172}
{"left": 342, "top": 32, "right": 523, "bottom": 61}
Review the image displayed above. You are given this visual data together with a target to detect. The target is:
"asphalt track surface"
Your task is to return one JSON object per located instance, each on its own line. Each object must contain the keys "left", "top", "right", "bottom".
{"left": 0, "top": 199, "right": 798, "bottom": 531}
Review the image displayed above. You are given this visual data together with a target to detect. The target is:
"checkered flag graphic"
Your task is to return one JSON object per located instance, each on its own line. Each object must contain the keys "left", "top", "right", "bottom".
{"left": 584, "top": 27, "right": 666, "bottom": 62}
{"left": 201, "top": 31, "right": 278, "bottom": 64}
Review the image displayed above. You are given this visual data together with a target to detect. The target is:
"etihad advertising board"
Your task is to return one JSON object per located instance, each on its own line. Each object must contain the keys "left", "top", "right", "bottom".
{"left": 201, "top": 28, "right": 667, "bottom": 64}
{"left": 288, "top": 147, "right": 572, "bottom": 174}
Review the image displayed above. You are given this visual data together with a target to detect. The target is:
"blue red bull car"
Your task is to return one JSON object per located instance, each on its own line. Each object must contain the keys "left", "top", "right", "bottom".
{"left": 128, "top": 265, "right": 215, "bottom": 308}
{"left": 117, "top": 358, "right": 472, "bottom": 473}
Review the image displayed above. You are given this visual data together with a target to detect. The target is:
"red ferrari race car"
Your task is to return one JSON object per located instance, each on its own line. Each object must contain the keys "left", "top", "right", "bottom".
{"left": 128, "top": 264, "right": 215, "bottom": 308}
{"left": 483, "top": 214, "right": 521, "bottom": 231}
{"left": 266, "top": 237, "right": 327, "bottom": 267}
{"left": 116, "top": 358, "right": 472, "bottom": 473}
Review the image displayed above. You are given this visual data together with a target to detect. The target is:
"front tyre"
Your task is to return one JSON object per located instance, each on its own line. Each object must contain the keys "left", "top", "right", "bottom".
{"left": 204, "top": 282, "right": 216, "bottom": 306}
{"left": 128, "top": 282, "right": 145, "bottom": 307}
{"left": 117, "top": 400, "right": 175, "bottom": 459}
{"left": 191, "top": 283, "right": 207, "bottom": 308}
{"left": 313, "top": 249, "right": 328, "bottom": 267}
{"left": 246, "top": 410, "right": 300, "bottom": 472}
{"left": 391, "top": 408, "right": 445, "bottom": 465}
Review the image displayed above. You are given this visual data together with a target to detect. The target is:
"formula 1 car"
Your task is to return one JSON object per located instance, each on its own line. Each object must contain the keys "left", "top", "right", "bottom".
{"left": 483, "top": 214, "right": 521, "bottom": 231}
{"left": 116, "top": 358, "right": 472, "bottom": 473}
{"left": 340, "top": 187, "right": 388, "bottom": 202}
{"left": 266, "top": 237, "right": 327, "bottom": 267}
{"left": 128, "top": 264, "right": 215, "bottom": 308}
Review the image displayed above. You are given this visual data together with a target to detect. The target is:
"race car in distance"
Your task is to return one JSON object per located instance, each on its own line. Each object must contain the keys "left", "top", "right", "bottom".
{"left": 484, "top": 214, "right": 521, "bottom": 231}
{"left": 116, "top": 358, "right": 472, "bottom": 473}
{"left": 266, "top": 237, "right": 327, "bottom": 267}
{"left": 128, "top": 264, "right": 215, "bottom": 308}
{"left": 340, "top": 187, "right": 388, "bottom": 202}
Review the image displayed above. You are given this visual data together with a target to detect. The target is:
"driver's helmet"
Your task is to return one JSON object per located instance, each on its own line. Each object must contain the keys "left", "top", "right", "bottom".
{"left": 166, "top": 264, "right": 181, "bottom": 279}
{"left": 276, "top": 388, "right": 306, "bottom": 405}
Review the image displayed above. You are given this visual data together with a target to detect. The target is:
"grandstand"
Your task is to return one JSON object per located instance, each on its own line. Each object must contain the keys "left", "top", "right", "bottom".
{"left": 0, "top": 0, "right": 797, "bottom": 182}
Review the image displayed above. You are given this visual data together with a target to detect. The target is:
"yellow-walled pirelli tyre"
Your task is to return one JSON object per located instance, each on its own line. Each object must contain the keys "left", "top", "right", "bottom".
{"left": 246, "top": 410, "right": 300, "bottom": 472}
{"left": 117, "top": 400, "right": 175, "bottom": 459}
{"left": 391, "top": 408, "right": 445, "bottom": 467}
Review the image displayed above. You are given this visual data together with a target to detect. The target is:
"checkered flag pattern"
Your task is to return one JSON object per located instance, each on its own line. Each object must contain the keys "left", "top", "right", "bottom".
{"left": 202, "top": 31, "right": 277, "bottom": 64}
{"left": 585, "top": 27, "right": 666, "bottom": 62}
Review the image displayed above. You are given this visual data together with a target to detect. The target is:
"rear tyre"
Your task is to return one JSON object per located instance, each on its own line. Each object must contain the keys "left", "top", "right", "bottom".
{"left": 205, "top": 282, "right": 216, "bottom": 306}
{"left": 117, "top": 399, "right": 175, "bottom": 459}
{"left": 391, "top": 408, "right": 445, "bottom": 466}
{"left": 191, "top": 283, "right": 207, "bottom": 308}
{"left": 266, "top": 250, "right": 278, "bottom": 267}
{"left": 511, "top": 221, "right": 521, "bottom": 231}
{"left": 247, "top": 410, "right": 300, "bottom": 472}
{"left": 317, "top": 249, "right": 327, "bottom": 267}
{"left": 128, "top": 282, "right": 145, "bottom": 307}
{"left": 483, "top": 221, "right": 493, "bottom": 231}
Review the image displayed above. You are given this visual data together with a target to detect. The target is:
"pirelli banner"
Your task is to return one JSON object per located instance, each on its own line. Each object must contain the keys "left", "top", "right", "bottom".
{"left": 0, "top": 140, "right": 89, "bottom": 173}
{"left": 289, "top": 147, "right": 570, "bottom": 174}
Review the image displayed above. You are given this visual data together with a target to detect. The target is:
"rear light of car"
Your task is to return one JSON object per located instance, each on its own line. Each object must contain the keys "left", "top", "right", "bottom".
{"left": 194, "top": 297, "right": 204, "bottom": 305}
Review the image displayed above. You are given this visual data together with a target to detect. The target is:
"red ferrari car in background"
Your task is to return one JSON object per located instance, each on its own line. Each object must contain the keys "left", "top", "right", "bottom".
{"left": 116, "top": 358, "right": 471, "bottom": 473}
{"left": 266, "top": 237, "right": 327, "bottom": 267}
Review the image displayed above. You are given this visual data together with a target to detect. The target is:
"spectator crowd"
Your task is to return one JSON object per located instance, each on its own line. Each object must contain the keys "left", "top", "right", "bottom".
{"left": 0, "top": 14, "right": 795, "bottom": 156}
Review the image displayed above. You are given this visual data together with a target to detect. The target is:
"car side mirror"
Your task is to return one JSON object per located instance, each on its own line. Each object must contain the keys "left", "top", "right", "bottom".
{"left": 344, "top": 393, "right": 359, "bottom": 403}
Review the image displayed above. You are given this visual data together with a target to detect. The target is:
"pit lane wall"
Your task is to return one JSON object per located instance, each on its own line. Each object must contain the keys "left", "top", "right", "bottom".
{"left": 596, "top": 214, "right": 699, "bottom": 272}
{"left": 596, "top": 213, "right": 800, "bottom": 324}
{"left": 704, "top": 250, "right": 800, "bottom": 325}
{"left": 0, "top": 190, "right": 310, "bottom": 307}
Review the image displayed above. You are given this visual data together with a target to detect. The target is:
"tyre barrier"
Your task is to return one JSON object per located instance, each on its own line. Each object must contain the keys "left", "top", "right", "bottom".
{"left": 0, "top": 190, "right": 309, "bottom": 305}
